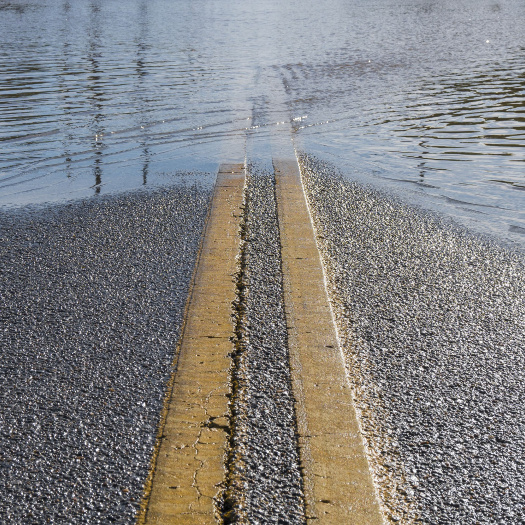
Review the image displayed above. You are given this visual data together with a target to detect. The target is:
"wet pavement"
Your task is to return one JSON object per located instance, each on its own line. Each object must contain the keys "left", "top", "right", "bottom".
{"left": 0, "top": 181, "right": 212, "bottom": 523}
{"left": 224, "top": 165, "right": 305, "bottom": 524}
{"left": 1, "top": 157, "right": 524, "bottom": 524}
{"left": 3, "top": 0, "right": 525, "bottom": 523}
{"left": 300, "top": 154, "right": 525, "bottom": 524}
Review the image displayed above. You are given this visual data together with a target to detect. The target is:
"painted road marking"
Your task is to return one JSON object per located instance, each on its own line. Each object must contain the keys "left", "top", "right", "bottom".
{"left": 274, "top": 158, "right": 384, "bottom": 524}
{"left": 139, "top": 164, "right": 245, "bottom": 525}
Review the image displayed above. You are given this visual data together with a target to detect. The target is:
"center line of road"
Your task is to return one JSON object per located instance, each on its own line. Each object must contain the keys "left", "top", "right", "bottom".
{"left": 140, "top": 158, "right": 384, "bottom": 524}
{"left": 274, "top": 157, "right": 384, "bottom": 524}
{"left": 139, "top": 164, "right": 245, "bottom": 525}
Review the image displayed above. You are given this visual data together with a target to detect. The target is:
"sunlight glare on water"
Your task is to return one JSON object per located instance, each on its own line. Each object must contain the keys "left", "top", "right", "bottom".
{"left": 1, "top": 0, "right": 525, "bottom": 245}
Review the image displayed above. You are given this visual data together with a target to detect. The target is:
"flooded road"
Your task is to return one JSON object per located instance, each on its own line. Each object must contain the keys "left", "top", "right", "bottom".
{"left": 2, "top": 2, "right": 525, "bottom": 523}
{"left": 2, "top": 0, "right": 525, "bottom": 245}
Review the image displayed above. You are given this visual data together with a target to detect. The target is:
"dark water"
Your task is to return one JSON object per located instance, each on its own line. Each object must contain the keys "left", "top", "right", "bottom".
{"left": 1, "top": 0, "right": 525, "bottom": 245}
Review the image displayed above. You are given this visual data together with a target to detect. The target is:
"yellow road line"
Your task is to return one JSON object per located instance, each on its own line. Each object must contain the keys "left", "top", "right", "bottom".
{"left": 274, "top": 158, "right": 384, "bottom": 524}
{"left": 140, "top": 164, "right": 245, "bottom": 525}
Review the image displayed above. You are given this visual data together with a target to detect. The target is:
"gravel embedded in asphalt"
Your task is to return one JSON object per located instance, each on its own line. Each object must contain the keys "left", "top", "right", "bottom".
{"left": 300, "top": 154, "right": 525, "bottom": 525}
{"left": 4, "top": 154, "right": 523, "bottom": 525}
{"left": 0, "top": 183, "right": 212, "bottom": 524}
{"left": 225, "top": 165, "right": 306, "bottom": 524}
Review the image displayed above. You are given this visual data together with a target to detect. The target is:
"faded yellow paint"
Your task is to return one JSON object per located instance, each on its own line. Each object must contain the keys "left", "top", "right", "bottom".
{"left": 139, "top": 164, "right": 245, "bottom": 524}
{"left": 274, "top": 158, "right": 384, "bottom": 524}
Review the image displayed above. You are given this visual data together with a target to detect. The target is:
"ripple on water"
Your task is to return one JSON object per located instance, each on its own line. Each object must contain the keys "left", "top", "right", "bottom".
{"left": 1, "top": 0, "right": 525, "bottom": 244}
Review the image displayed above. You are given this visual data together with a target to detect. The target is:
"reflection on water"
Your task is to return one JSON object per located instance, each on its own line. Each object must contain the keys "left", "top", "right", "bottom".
{"left": 1, "top": 0, "right": 525, "bottom": 244}
{"left": 385, "top": 65, "right": 525, "bottom": 172}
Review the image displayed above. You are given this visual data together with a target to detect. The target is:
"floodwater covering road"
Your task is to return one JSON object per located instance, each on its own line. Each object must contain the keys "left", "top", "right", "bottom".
{"left": 2, "top": 0, "right": 525, "bottom": 246}
{"left": 1, "top": 0, "right": 525, "bottom": 523}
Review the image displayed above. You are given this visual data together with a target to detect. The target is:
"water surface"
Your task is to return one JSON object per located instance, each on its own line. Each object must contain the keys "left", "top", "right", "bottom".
{"left": 1, "top": 0, "right": 525, "bottom": 245}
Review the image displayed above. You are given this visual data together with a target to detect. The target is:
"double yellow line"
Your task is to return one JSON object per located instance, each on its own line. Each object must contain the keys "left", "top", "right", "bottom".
{"left": 138, "top": 160, "right": 383, "bottom": 524}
